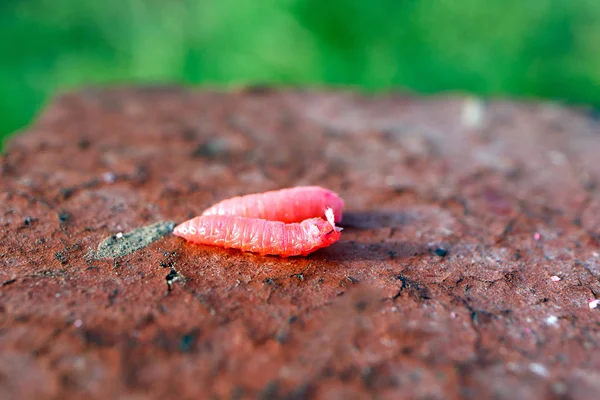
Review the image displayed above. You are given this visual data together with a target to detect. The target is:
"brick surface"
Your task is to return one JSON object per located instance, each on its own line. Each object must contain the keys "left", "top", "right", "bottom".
{"left": 1, "top": 87, "right": 600, "bottom": 399}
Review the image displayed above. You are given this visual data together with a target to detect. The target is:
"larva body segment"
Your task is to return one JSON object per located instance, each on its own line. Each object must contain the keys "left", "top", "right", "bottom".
{"left": 201, "top": 186, "right": 344, "bottom": 224}
{"left": 173, "top": 209, "right": 342, "bottom": 257}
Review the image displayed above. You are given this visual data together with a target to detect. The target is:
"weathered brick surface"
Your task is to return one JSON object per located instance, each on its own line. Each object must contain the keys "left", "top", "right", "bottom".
{"left": 1, "top": 87, "right": 600, "bottom": 399}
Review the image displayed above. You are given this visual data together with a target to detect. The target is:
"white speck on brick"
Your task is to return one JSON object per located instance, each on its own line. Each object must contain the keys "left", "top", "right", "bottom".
{"left": 74, "top": 319, "right": 83, "bottom": 328}
{"left": 550, "top": 275, "right": 561, "bottom": 282}
{"left": 545, "top": 315, "right": 559, "bottom": 326}
{"left": 116, "top": 232, "right": 123, "bottom": 239}
{"left": 589, "top": 299, "right": 599, "bottom": 309}
{"left": 461, "top": 97, "right": 485, "bottom": 128}
{"left": 529, "top": 362, "right": 549, "bottom": 377}
{"left": 103, "top": 172, "right": 117, "bottom": 184}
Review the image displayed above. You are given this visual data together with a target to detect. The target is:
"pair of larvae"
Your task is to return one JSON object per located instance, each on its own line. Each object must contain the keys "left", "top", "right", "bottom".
{"left": 173, "top": 186, "right": 344, "bottom": 257}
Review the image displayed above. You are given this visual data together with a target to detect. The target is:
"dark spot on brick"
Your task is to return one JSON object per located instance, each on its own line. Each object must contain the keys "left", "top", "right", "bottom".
{"left": 159, "top": 251, "right": 178, "bottom": 268}
{"left": 108, "top": 289, "right": 119, "bottom": 305}
{"left": 362, "top": 367, "right": 379, "bottom": 389}
{"left": 2, "top": 279, "right": 16, "bottom": 286}
{"left": 394, "top": 274, "right": 432, "bottom": 301}
{"left": 191, "top": 140, "right": 227, "bottom": 159}
{"left": 401, "top": 347, "right": 413, "bottom": 355}
{"left": 23, "top": 216, "right": 33, "bottom": 226}
{"left": 339, "top": 366, "right": 358, "bottom": 382}
{"left": 166, "top": 269, "right": 178, "bottom": 285}
{"left": 78, "top": 137, "right": 91, "bottom": 150}
{"left": 180, "top": 329, "right": 200, "bottom": 353}
{"left": 275, "top": 329, "right": 288, "bottom": 344}
{"left": 82, "top": 329, "right": 113, "bottom": 347}
{"left": 133, "top": 165, "right": 149, "bottom": 184}
{"left": 355, "top": 300, "right": 368, "bottom": 312}
{"left": 60, "top": 187, "right": 74, "bottom": 200}
{"left": 58, "top": 211, "right": 71, "bottom": 223}
{"left": 288, "top": 383, "right": 312, "bottom": 400}
{"left": 435, "top": 247, "right": 448, "bottom": 257}
{"left": 259, "top": 381, "right": 279, "bottom": 400}
{"left": 471, "top": 310, "right": 494, "bottom": 326}
{"left": 55, "top": 251, "right": 68, "bottom": 265}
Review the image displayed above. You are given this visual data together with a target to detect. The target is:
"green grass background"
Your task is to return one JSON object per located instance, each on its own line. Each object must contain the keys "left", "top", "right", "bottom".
{"left": 2, "top": 0, "right": 600, "bottom": 144}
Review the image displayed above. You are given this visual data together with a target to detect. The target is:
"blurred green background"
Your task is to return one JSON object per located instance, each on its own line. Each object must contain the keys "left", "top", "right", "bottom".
{"left": 2, "top": 0, "right": 600, "bottom": 146}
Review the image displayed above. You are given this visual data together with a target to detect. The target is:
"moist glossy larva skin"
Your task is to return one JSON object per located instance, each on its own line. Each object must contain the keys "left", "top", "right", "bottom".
{"left": 201, "top": 186, "right": 344, "bottom": 224}
{"left": 173, "top": 213, "right": 342, "bottom": 257}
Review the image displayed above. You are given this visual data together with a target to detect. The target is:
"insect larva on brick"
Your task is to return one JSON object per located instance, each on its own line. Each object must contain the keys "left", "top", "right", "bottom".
{"left": 173, "top": 208, "right": 342, "bottom": 257}
{"left": 201, "top": 186, "right": 344, "bottom": 224}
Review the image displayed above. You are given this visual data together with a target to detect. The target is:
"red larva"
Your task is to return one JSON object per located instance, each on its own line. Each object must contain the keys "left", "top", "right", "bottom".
{"left": 173, "top": 208, "right": 342, "bottom": 257}
{"left": 201, "top": 186, "right": 344, "bottom": 224}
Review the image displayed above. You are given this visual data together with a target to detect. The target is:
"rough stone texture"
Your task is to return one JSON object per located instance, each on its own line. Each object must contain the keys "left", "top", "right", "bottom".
{"left": 1, "top": 87, "right": 600, "bottom": 399}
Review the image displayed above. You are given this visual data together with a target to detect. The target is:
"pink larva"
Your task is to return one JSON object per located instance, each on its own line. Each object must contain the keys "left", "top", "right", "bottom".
{"left": 173, "top": 208, "right": 342, "bottom": 257}
{"left": 201, "top": 186, "right": 344, "bottom": 224}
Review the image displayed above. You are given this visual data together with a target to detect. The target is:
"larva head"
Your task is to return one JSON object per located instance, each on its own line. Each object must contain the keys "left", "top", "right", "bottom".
{"left": 322, "top": 208, "right": 343, "bottom": 245}
{"left": 301, "top": 207, "right": 343, "bottom": 254}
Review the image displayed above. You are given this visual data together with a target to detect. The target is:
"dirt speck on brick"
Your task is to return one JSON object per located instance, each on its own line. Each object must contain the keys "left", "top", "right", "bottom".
{"left": 90, "top": 221, "right": 176, "bottom": 259}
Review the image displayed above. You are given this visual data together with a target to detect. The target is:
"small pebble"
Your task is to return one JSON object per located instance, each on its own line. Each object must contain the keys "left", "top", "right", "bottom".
{"left": 74, "top": 319, "right": 83, "bottom": 328}
{"left": 589, "top": 299, "right": 599, "bottom": 309}
{"left": 550, "top": 276, "right": 561, "bottom": 282}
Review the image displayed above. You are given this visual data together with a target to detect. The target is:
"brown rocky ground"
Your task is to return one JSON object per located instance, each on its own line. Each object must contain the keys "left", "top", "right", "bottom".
{"left": 1, "top": 87, "right": 600, "bottom": 399}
